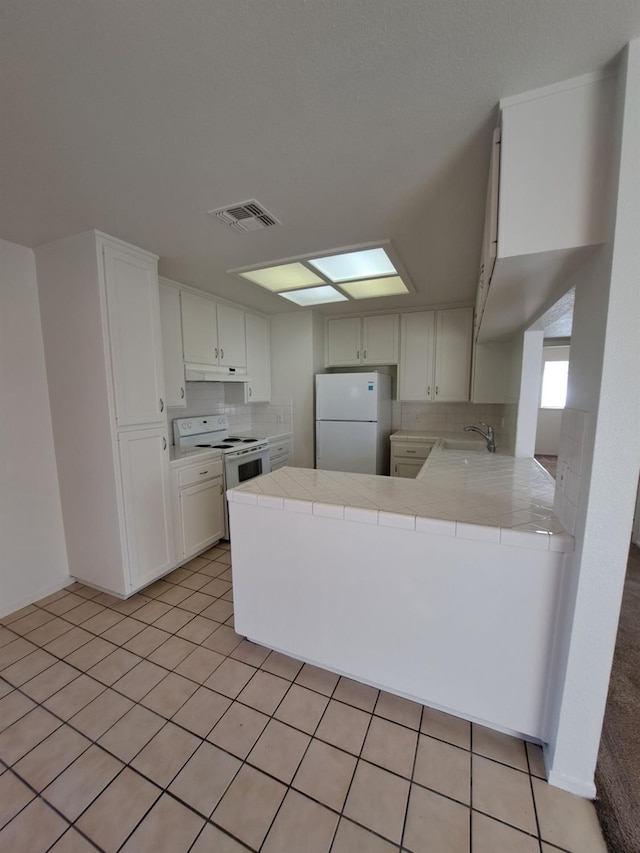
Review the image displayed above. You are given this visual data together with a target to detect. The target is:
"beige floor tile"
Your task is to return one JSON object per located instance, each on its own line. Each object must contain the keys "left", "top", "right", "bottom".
{"left": 331, "top": 817, "right": 397, "bottom": 853}
{"left": 375, "top": 690, "right": 422, "bottom": 730}
{"left": 63, "top": 601, "right": 105, "bottom": 626}
{"left": 0, "top": 604, "right": 37, "bottom": 625}
{"left": 0, "top": 679, "right": 11, "bottom": 698}
{"left": 141, "top": 580, "right": 174, "bottom": 599}
{"left": 212, "top": 765, "right": 287, "bottom": 850}
{"left": 1, "top": 649, "right": 58, "bottom": 686}
{"left": 49, "top": 827, "right": 99, "bottom": 852}
{"left": 65, "top": 637, "right": 117, "bottom": 670}
{"left": 263, "top": 788, "right": 338, "bottom": 853}
{"left": 344, "top": 760, "right": 410, "bottom": 844}
{"left": 168, "top": 741, "right": 241, "bottom": 816}
{"left": 274, "top": 683, "right": 329, "bottom": 734}
{"left": 112, "top": 660, "right": 167, "bottom": 701}
{"left": 171, "top": 686, "right": 231, "bottom": 737}
{"left": 207, "top": 701, "right": 269, "bottom": 758}
{"left": 248, "top": 719, "right": 311, "bottom": 783}
{"left": 80, "top": 610, "right": 125, "bottom": 636}
{"left": 0, "top": 690, "right": 36, "bottom": 731}
{"left": 131, "top": 722, "right": 200, "bottom": 788}
{"left": 88, "top": 648, "right": 142, "bottom": 686}
{"left": 0, "top": 769, "right": 34, "bottom": 829}
{"left": 177, "top": 615, "right": 221, "bottom": 644}
{"left": 199, "top": 578, "right": 232, "bottom": 598}
{"left": 403, "top": 783, "right": 470, "bottom": 853}
{"left": 362, "top": 715, "right": 419, "bottom": 779}
{"left": 189, "top": 822, "right": 247, "bottom": 852}
{"left": 42, "top": 745, "right": 123, "bottom": 821}
{"left": 0, "top": 706, "right": 62, "bottom": 764}
{"left": 14, "top": 725, "right": 91, "bottom": 791}
{"left": 293, "top": 739, "right": 357, "bottom": 811}
{"left": 0, "top": 637, "right": 37, "bottom": 669}
{"left": 533, "top": 777, "right": 608, "bottom": 852}
{"left": 421, "top": 706, "right": 471, "bottom": 749}
{"left": 43, "top": 674, "right": 105, "bottom": 719}
{"left": 261, "top": 650, "right": 304, "bottom": 681}
{"left": 21, "top": 661, "right": 79, "bottom": 702}
{"left": 140, "top": 672, "right": 198, "bottom": 717}
{"left": 237, "top": 670, "right": 290, "bottom": 714}
{"left": 472, "top": 754, "right": 537, "bottom": 835}
{"left": 473, "top": 724, "right": 529, "bottom": 771}
{"left": 175, "top": 646, "right": 225, "bottom": 683}
{"left": 25, "top": 619, "right": 74, "bottom": 647}
{"left": 199, "top": 545, "right": 226, "bottom": 561}
{"left": 98, "top": 705, "right": 165, "bottom": 762}
{"left": 164, "top": 567, "right": 194, "bottom": 584}
{"left": 177, "top": 569, "right": 210, "bottom": 589}
{"left": 202, "top": 624, "right": 243, "bottom": 655}
{"left": 120, "top": 793, "right": 205, "bottom": 853}
{"left": 214, "top": 551, "right": 232, "bottom": 566}
{"left": 92, "top": 592, "right": 123, "bottom": 608}
{"left": 413, "top": 734, "right": 471, "bottom": 804}
{"left": 148, "top": 636, "right": 198, "bottom": 669}
{"left": 229, "top": 639, "right": 271, "bottom": 669}
{"left": 42, "top": 593, "right": 86, "bottom": 616}
{"left": 472, "top": 811, "right": 540, "bottom": 853}
{"left": 110, "top": 595, "right": 152, "bottom": 616}
{"left": 316, "top": 698, "right": 371, "bottom": 755}
{"left": 201, "top": 598, "right": 234, "bottom": 623}
{"left": 8, "top": 609, "right": 55, "bottom": 635}
{"left": 44, "top": 627, "right": 93, "bottom": 658}
{"left": 100, "top": 617, "right": 147, "bottom": 646}
{"left": 178, "top": 591, "right": 216, "bottom": 614}
{"left": 76, "top": 767, "right": 161, "bottom": 853}
{"left": 204, "top": 657, "right": 256, "bottom": 698}
{"left": 0, "top": 795, "right": 68, "bottom": 852}
{"left": 132, "top": 600, "right": 172, "bottom": 625}
{"left": 333, "top": 676, "right": 379, "bottom": 712}
{"left": 295, "top": 662, "right": 340, "bottom": 696}
{"left": 151, "top": 606, "right": 194, "bottom": 633}
{"left": 123, "top": 625, "right": 171, "bottom": 656}
{"left": 69, "top": 688, "right": 133, "bottom": 740}
{"left": 526, "top": 741, "right": 547, "bottom": 778}
{"left": 155, "top": 585, "right": 195, "bottom": 608}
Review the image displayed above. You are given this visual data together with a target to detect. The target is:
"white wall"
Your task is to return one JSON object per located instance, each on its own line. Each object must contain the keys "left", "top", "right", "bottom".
{"left": 544, "top": 42, "right": 640, "bottom": 796}
{"left": 535, "top": 346, "right": 570, "bottom": 455}
{"left": 515, "top": 330, "right": 544, "bottom": 457}
{"left": 0, "top": 239, "right": 69, "bottom": 615}
{"left": 270, "top": 311, "right": 323, "bottom": 468}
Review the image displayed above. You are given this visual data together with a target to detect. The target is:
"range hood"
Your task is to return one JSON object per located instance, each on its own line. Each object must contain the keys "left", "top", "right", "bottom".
{"left": 184, "top": 363, "right": 250, "bottom": 383}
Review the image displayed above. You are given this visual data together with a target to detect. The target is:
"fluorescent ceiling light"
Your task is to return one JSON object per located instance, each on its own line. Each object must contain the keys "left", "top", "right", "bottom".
{"left": 239, "top": 262, "right": 324, "bottom": 291}
{"left": 308, "top": 247, "right": 396, "bottom": 283}
{"left": 339, "top": 276, "right": 409, "bottom": 299}
{"left": 279, "top": 286, "right": 348, "bottom": 306}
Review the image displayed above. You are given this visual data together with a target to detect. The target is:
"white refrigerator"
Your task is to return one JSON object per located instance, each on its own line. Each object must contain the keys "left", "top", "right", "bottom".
{"left": 315, "top": 372, "right": 392, "bottom": 474}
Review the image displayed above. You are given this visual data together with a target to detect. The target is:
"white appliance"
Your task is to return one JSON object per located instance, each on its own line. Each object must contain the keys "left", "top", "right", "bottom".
{"left": 315, "top": 372, "right": 392, "bottom": 474}
{"left": 173, "top": 415, "right": 270, "bottom": 534}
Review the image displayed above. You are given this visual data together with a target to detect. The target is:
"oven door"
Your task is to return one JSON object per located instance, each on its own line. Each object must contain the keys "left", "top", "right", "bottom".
{"left": 224, "top": 446, "right": 271, "bottom": 490}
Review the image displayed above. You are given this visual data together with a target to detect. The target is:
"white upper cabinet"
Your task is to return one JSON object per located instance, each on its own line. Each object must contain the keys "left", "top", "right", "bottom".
{"left": 181, "top": 290, "right": 218, "bottom": 365}
{"left": 399, "top": 307, "right": 472, "bottom": 402}
{"left": 326, "top": 314, "right": 399, "bottom": 367}
{"left": 245, "top": 313, "right": 271, "bottom": 402}
{"left": 158, "top": 280, "right": 186, "bottom": 408}
{"left": 217, "top": 304, "right": 246, "bottom": 369}
{"left": 103, "top": 243, "right": 166, "bottom": 427}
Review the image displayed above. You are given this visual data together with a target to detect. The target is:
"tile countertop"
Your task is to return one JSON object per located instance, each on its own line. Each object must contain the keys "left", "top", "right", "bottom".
{"left": 169, "top": 446, "right": 223, "bottom": 467}
{"left": 229, "top": 437, "right": 574, "bottom": 553}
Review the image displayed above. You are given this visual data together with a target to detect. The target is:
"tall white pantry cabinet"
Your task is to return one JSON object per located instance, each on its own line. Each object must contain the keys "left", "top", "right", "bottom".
{"left": 36, "top": 231, "right": 174, "bottom": 597}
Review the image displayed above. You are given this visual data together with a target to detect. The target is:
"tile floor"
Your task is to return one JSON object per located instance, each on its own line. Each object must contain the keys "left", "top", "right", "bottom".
{"left": 0, "top": 542, "right": 607, "bottom": 852}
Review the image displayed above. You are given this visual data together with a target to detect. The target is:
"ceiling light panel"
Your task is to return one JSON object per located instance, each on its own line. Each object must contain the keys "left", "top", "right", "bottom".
{"left": 308, "top": 248, "right": 397, "bottom": 283}
{"left": 239, "top": 263, "right": 324, "bottom": 291}
{"left": 339, "top": 276, "right": 409, "bottom": 299}
{"left": 279, "top": 286, "right": 348, "bottom": 306}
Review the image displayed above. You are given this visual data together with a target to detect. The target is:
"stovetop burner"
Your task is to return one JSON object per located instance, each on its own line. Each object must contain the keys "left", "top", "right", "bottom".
{"left": 228, "top": 437, "right": 258, "bottom": 443}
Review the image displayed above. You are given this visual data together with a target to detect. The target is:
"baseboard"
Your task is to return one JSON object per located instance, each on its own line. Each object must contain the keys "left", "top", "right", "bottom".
{"left": 543, "top": 745, "right": 597, "bottom": 798}
{"left": 0, "top": 576, "right": 74, "bottom": 620}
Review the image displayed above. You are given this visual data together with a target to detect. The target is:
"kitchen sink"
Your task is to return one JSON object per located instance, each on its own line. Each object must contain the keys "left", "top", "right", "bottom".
{"left": 440, "top": 438, "right": 485, "bottom": 451}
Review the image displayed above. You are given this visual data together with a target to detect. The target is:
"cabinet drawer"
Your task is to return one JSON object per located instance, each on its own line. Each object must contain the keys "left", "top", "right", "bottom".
{"left": 178, "top": 459, "right": 223, "bottom": 487}
{"left": 391, "top": 441, "right": 434, "bottom": 459}
{"left": 269, "top": 438, "right": 292, "bottom": 459}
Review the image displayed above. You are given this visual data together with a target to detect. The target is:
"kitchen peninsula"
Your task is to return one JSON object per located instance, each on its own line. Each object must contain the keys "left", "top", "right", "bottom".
{"left": 228, "top": 439, "right": 573, "bottom": 743}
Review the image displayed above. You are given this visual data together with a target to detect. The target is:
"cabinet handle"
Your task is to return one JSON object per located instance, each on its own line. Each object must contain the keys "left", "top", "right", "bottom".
{"left": 363, "top": 350, "right": 367, "bottom": 360}
{"left": 159, "top": 398, "right": 164, "bottom": 412}
{"left": 356, "top": 350, "right": 359, "bottom": 360}
{"left": 406, "top": 449, "right": 416, "bottom": 454}
{"left": 249, "top": 387, "right": 252, "bottom": 397}
{"left": 220, "top": 348, "right": 224, "bottom": 359}
{"left": 219, "top": 484, "right": 223, "bottom": 494}
{"left": 435, "top": 385, "right": 439, "bottom": 396}
{"left": 214, "top": 347, "right": 218, "bottom": 359}
{"left": 394, "top": 464, "right": 397, "bottom": 474}
{"left": 199, "top": 470, "right": 209, "bottom": 475}
{"left": 427, "top": 386, "right": 431, "bottom": 397}
{"left": 162, "top": 436, "right": 167, "bottom": 450}
{"left": 180, "top": 386, "right": 185, "bottom": 399}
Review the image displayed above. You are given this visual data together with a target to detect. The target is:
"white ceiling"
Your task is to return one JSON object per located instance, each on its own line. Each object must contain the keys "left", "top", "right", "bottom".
{"left": 1, "top": 1, "right": 638, "bottom": 315}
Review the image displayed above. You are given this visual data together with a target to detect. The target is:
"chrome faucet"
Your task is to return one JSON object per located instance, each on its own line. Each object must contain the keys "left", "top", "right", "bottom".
{"left": 464, "top": 422, "right": 496, "bottom": 453}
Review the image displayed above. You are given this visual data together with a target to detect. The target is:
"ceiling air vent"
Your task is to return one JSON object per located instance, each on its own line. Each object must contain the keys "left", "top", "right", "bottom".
{"left": 208, "top": 200, "right": 280, "bottom": 232}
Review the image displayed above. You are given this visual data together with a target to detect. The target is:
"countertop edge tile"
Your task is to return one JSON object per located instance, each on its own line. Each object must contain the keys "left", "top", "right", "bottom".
{"left": 378, "top": 511, "right": 416, "bottom": 530}
{"left": 500, "top": 528, "right": 550, "bottom": 550}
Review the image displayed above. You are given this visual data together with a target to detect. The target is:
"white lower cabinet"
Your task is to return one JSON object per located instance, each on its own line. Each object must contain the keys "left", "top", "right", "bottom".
{"left": 117, "top": 428, "right": 175, "bottom": 592}
{"left": 390, "top": 439, "right": 435, "bottom": 477}
{"left": 171, "top": 457, "right": 224, "bottom": 561}
{"left": 268, "top": 436, "right": 292, "bottom": 471}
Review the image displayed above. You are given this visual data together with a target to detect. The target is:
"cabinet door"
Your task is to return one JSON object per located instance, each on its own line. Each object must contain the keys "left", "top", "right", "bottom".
{"left": 159, "top": 282, "right": 186, "bottom": 407}
{"left": 178, "top": 478, "right": 224, "bottom": 559}
{"left": 245, "top": 314, "right": 271, "bottom": 402}
{"left": 181, "top": 291, "right": 218, "bottom": 365}
{"left": 118, "top": 428, "right": 174, "bottom": 592}
{"left": 217, "top": 304, "right": 246, "bottom": 368}
{"left": 398, "top": 312, "right": 435, "bottom": 401}
{"left": 103, "top": 244, "right": 165, "bottom": 427}
{"left": 363, "top": 314, "right": 399, "bottom": 365}
{"left": 434, "top": 308, "right": 472, "bottom": 402}
{"left": 392, "top": 460, "right": 423, "bottom": 478}
{"left": 326, "top": 318, "right": 361, "bottom": 366}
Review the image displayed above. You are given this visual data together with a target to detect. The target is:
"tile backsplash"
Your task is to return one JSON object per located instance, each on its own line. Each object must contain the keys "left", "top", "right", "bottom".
{"left": 166, "top": 382, "right": 292, "bottom": 443}
{"left": 393, "top": 401, "right": 507, "bottom": 442}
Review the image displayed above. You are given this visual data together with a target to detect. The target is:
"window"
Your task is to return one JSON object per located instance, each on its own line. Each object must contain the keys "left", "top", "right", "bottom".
{"left": 540, "top": 360, "right": 569, "bottom": 408}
